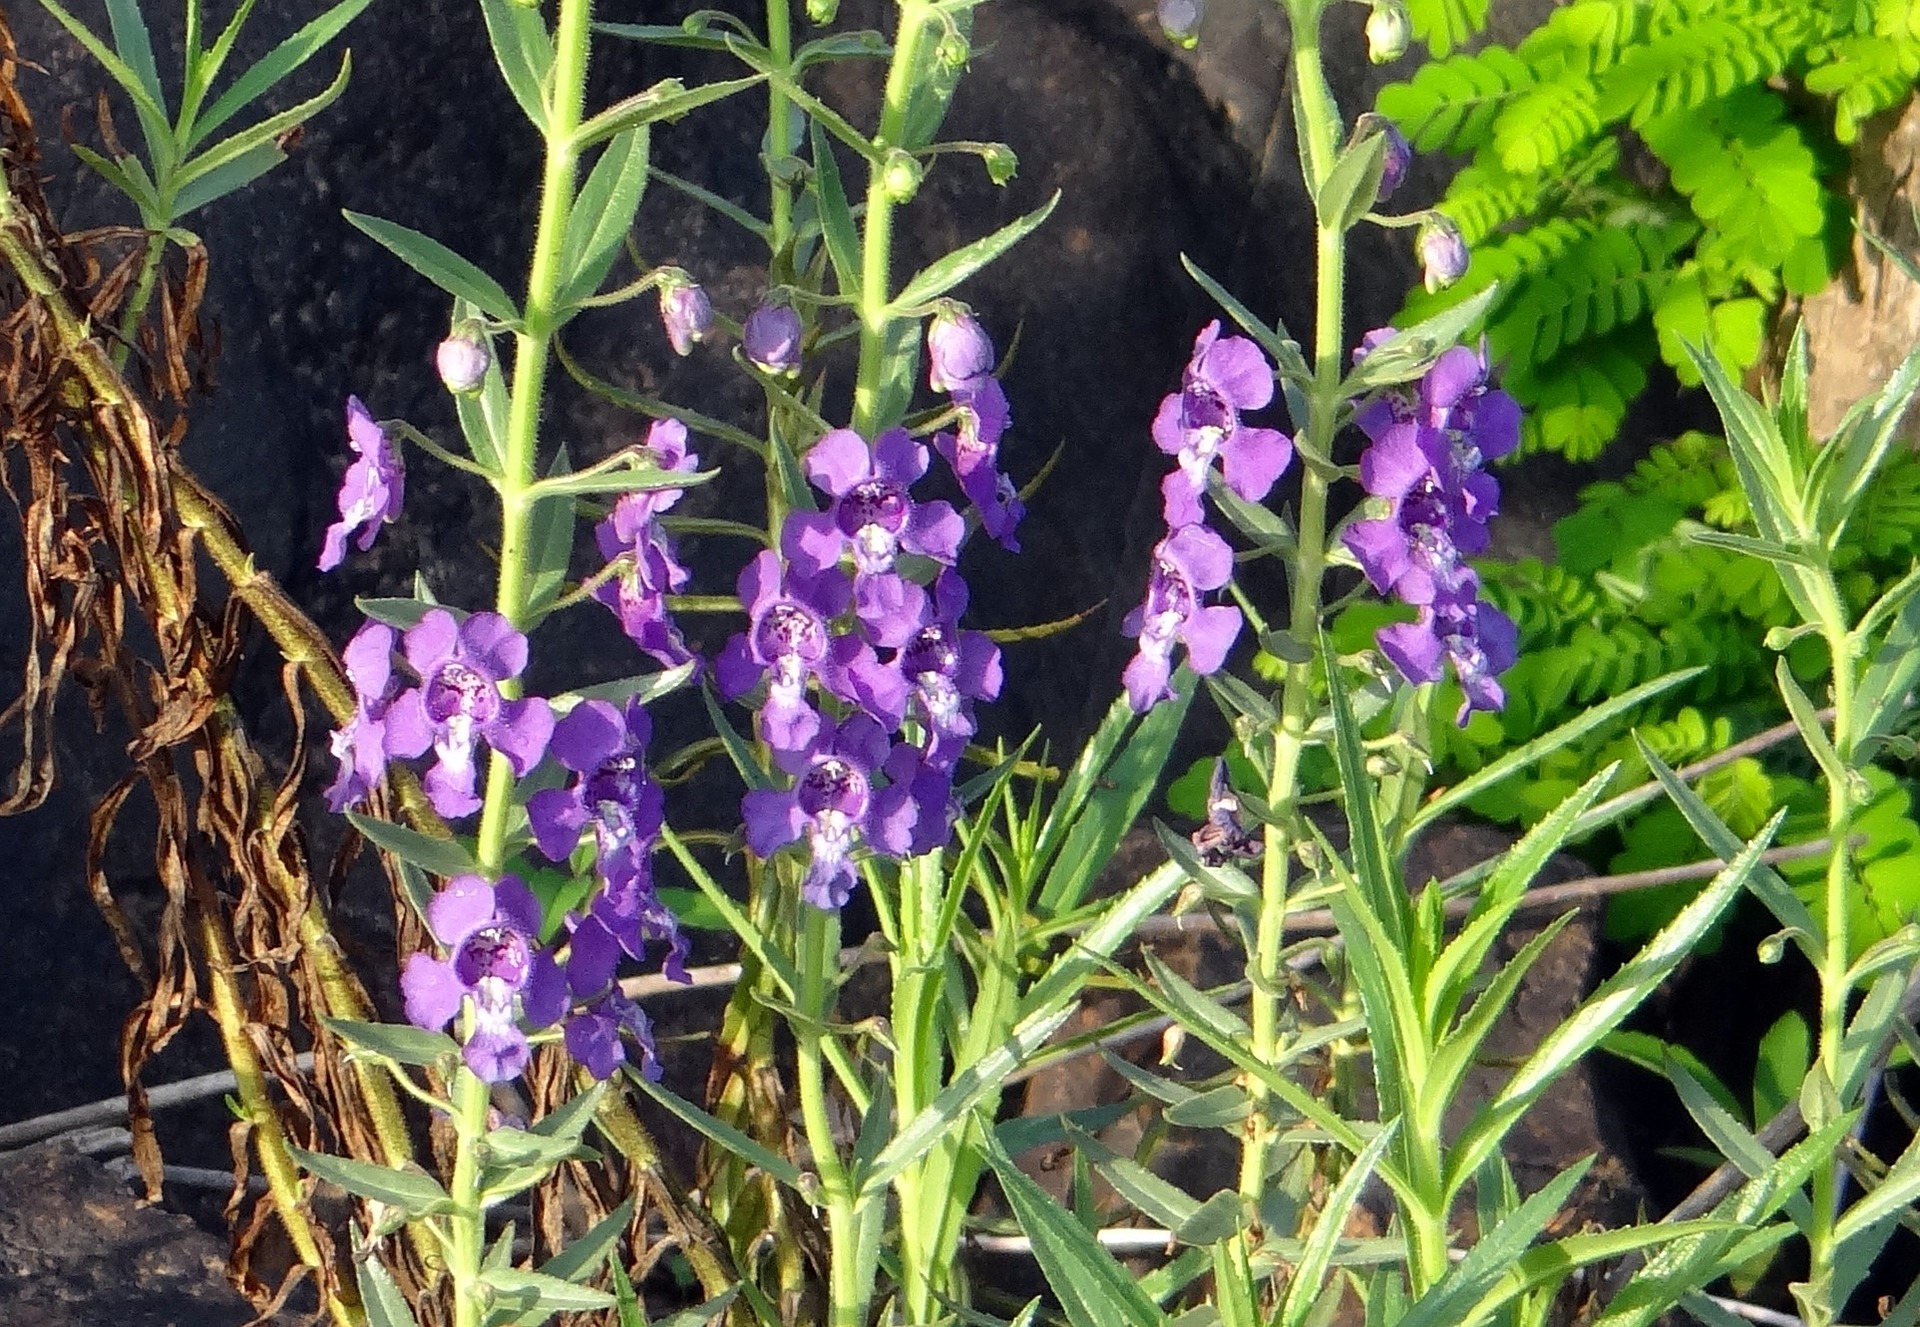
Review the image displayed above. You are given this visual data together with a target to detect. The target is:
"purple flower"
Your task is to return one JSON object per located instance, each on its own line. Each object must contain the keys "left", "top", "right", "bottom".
{"left": 325, "top": 621, "right": 400, "bottom": 812}
{"left": 591, "top": 420, "right": 699, "bottom": 668}
{"left": 935, "top": 376, "right": 1024, "bottom": 551}
{"left": 1418, "top": 215, "right": 1469, "bottom": 293}
{"left": 1342, "top": 421, "right": 1482, "bottom": 607}
{"left": 1122, "top": 524, "right": 1243, "bottom": 713}
{"left": 743, "top": 301, "right": 803, "bottom": 375}
{"left": 384, "top": 610, "right": 555, "bottom": 820}
{"left": 436, "top": 331, "right": 489, "bottom": 394}
{"left": 318, "top": 397, "right": 405, "bottom": 572}
{"left": 402, "top": 874, "right": 566, "bottom": 1083}
{"left": 927, "top": 304, "right": 997, "bottom": 393}
{"left": 1152, "top": 322, "right": 1293, "bottom": 528}
{"left": 715, "top": 549, "right": 852, "bottom": 753}
{"left": 555, "top": 916, "right": 663, "bottom": 1081}
{"left": 898, "top": 569, "right": 1002, "bottom": 759}
{"left": 784, "top": 428, "right": 964, "bottom": 646}
{"left": 526, "top": 698, "right": 687, "bottom": 983}
{"left": 742, "top": 713, "right": 913, "bottom": 909}
{"left": 659, "top": 276, "right": 713, "bottom": 356}
{"left": 1377, "top": 594, "right": 1518, "bottom": 726}
{"left": 1356, "top": 113, "right": 1411, "bottom": 201}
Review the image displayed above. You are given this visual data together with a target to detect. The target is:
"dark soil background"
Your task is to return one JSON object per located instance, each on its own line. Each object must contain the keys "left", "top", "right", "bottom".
{"left": 0, "top": 0, "right": 1821, "bottom": 1320}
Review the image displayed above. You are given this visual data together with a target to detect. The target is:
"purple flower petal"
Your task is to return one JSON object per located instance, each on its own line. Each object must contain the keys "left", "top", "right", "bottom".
{"left": 401, "top": 953, "right": 465, "bottom": 1031}
{"left": 805, "top": 429, "right": 872, "bottom": 497}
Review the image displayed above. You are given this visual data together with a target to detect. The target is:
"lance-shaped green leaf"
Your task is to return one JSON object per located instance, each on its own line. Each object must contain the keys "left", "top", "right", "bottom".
{"left": 191, "top": 0, "right": 378, "bottom": 148}
{"left": 37, "top": 0, "right": 173, "bottom": 171}
{"left": 1855, "top": 583, "right": 1920, "bottom": 751}
{"left": 980, "top": 1132, "right": 1166, "bottom": 1327}
{"left": 1063, "top": 1121, "right": 1202, "bottom": 1233}
{"left": 1179, "top": 254, "right": 1312, "bottom": 390}
{"left": 658, "top": 826, "right": 798, "bottom": 1001}
{"left": 570, "top": 661, "right": 699, "bottom": 708}
{"left": 478, "top": 0, "right": 553, "bottom": 131}
{"left": 1315, "top": 129, "right": 1389, "bottom": 234}
{"left": 292, "top": 1147, "right": 453, "bottom": 1216}
{"left": 574, "top": 75, "right": 767, "bottom": 150}
{"left": 561, "top": 127, "right": 650, "bottom": 308}
{"left": 70, "top": 144, "right": 163, "bottom": 217}
{"left": 173, "top": 53, "right": 353, "bottom": 212}
{"left": 344, "top": 211, "right": 519, "bottom": 325}
{"left": 1462, "top": 1219, "right": 1742, "bottom": 1327}
{"left": 889, "top": 192, "right": 1061, "bottom": 314}
{"left": 1340, "top": 284, "right": 1500, "bottom": 395}
{"left": 486, "top": 1267, "right": 617, "bottom": 1323}
{"left": 1776, "top": 659, "right": 1850, "bottom": 795}
{"left": 630, "top": 1075, "right": 805, "bottom": 1190}
{"left": 170, "top": 141, "right": 285, "bottom": 218}
{"left": 323, "top": 1016, "right": 459, "bottom": 1068}
{"left": 1636, "top": 740, "right": 1820, "bottom": 961}
{"left": 1662, "top": 1051, "right": 1818, "bottom": 1235}
{"left": 1827, "top": 333, "right": 1920, "bottom": 522}
{"left": 1325, "top": 635, "right": 1410, "bottom": 949}
{"left": 1410, "top": 667, "right": 1702, "bottom": 835}
{"left": 345, "top": 811, "right": 480, "bottom": 878}
{"left": 523, "top": 447, "right": 577, "bottom": 621}
{"left": 1425, "top": 765, "right": 1616, "bottom": 1025}
{"left": 1395, "top": 1159, "right": 1592, "bottom": 1327}
{"left": 1684, "top": 339, "right": 1805, "bottom": 544}
{"left": 810, "top": 119, "right": 862, "bottom": 299}
{"left": 862, "top": 861, "right": 1188, "bottom": 1196}
{"left": 103, "top": 0, "right": 162, "bottom": 119}
{"left": 357, "top": 1256, "right": 422, "bottom": 1327}
{"left": 1689, "top": 528, "right": 1817, "bottom": 571}
{"left": 1836, "top": 1122, "right": 1920, "bottom": 1243}
{"left": 1164, "top": 1084, "right": 1252, "bottom": 1130}
{"left": 1447, "top": 810, "right": 1783, "bottom": 1194}
{"left": 651, "top": 1288, "right": 740, "bottom": 1327}
{"left": 1036, "top": 668, "right": 1195, "bottom": 913}
{"left": 529, "top": 1196, "right": 633, "bottom": 1293}
{"left": 1278, "top": 1125, "right": 1398, "bottom": 1327}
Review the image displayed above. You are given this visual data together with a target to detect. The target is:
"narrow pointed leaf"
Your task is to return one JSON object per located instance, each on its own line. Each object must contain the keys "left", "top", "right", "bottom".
{"left": 357, "top": 1257, "right": 422, "bottom": 1327}
{"left": 1776, "top": 659, "right": 1848, "bottom": 795}
{"left": 344, "top": 211, "right": 519, "bottom": 324}
{"left": 535, "top": 1196, "right": 634, "bottom": 1288}
{"left": 1281, "top": 1125, "right": 1398, "bottom": 1327}
{"left": 478, "top": 0, "right": 553, "bottom": 131}
{"left": 1180, "top": 253, "right": 1311, "bottom": 387}
{"left": 170, "top": 141, "right": 285, "bottom": 217}
{"left": 630, "top": 1076, "right": 804, "bottom": 1189}
{"left": 810, "top": 118, "right": 862, "bottom": 299}
{"left": 487, "top": 1267, "right": 617, "bottom": 1321}
{"left": 574, "top": 75, "right": 767, "bottom": 149}
{"left": 981, "top": 1133, "right": 1164, "bottom": 1327}
{"left": 890, "top": 192, "right": 1060, "bottom": 313}
{"left": 561, "top": 127, "right": 650, "bottom": 307}
{"left": 192, "top": 0, "right": 378, "bottom": 147}
{"left": 1340, "top": 284, "right": 1501, "bottom": 394}
{"left": 174, "top": 53, "right": 353, "bottom": 203}
{"left": 323, "top": 1017, "right": 459, "bottom": 1068}
{"left": 1411, "top": 668, "right": 1702, "bottom": 833}
{"left": 346, "top": 811, "right": 480, "bottom": 878}
{"left": 292, "top": 1147, "right": 453, "bottom": 1216}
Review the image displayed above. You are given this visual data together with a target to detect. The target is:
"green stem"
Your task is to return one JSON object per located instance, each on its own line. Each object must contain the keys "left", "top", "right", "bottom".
{"left": 447, "top": 1065, "right": 492, "bottom": 1327}
{"left": 1241, "top": 0, "right": 1345, "bottom": 1213}
{"left": 795, "top": 903, "right": 867, "bottom": 1327}
{"left": 852, "top": 0, "right": 931, "bottom": 434}
{"left": 475, "top": 0, "right": 595, "bottom": 873}
{"left": 767, "top": 0, "right": 795, "bottom": 254}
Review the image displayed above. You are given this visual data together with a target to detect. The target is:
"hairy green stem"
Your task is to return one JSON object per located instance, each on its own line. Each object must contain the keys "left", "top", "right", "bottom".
{"left": 852, "top": 0, "right": 930, "bottom": 433}
{"left": 767, "top": 0, "right": 795, "bottom": 254}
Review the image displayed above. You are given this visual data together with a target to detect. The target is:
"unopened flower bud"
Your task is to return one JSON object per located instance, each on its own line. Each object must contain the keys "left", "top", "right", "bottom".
{"left": 1157, "top": 0, "right": 1204, "bottom": 48}
{"left": 743, "top": 301, "right": 803, "bottom": 375}
{"left": 658, "top": 274, "right": 713, "bottom": 357}
{"left": 881, "top": 148, "right": 923, "bottom": 204}
{"left": 936, "top": 31, "right": 970, "bottom": 68}
{"left": 435, "top": 325, "right": 489, "bottom": 394}
{"left": 1366, "top": 0, "right": 1411, "bottom": 63}
{"left": 1418, "top": 214, "right": 1469, "bottom": 293}
{"left": 982, "top": 143, "right": 1018, "bottom": 186}
{"left": 1355, "top": 112, "right": 1412, "bottom": 202}
{"left": 927, "top": 303, "right": 996, "bottom": 393}
{"left": 807, "top": 0, "right": 839, "bottom": 22}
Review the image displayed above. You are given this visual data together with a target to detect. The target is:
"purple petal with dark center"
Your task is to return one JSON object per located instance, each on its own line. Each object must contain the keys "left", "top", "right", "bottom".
{"left": 1182, "top": 604, "right": 1243, "bottom": 675}
{"left": 1378, "top": 618, "right": 1445, "bottom": 684}
{"left": 459, "top": 612, "right": 526, "bottom": 682}
{"left": 551, "top": 700, "right": 624, "bottom": 774}
{"left": 427, "top": 875, "right": 495, "bottom": 946}
{"left": 1201, "top": 334, "right": 1275, "bottom": 411}
{"left": 488, "top": 697, "right": 555, "bottom": 776}
{"left": 805, "top": 428, "right": 872, "bottom": 497}
{"left": 403, "top": 609, "right": 460, "bottom": 675}
{"left": 872, "top": 428, "right": 928, "bottom": 486}
{"left": 743, "top": 789, "right": 804, "bottom": 857}
{"left": 904, "top": 500, "right": 963, "bottom": 564}
{"left": 780, "top": 512, "right": 843, "bottom": 580}
{"left": 1222, "top": 427, "right": 1292, "bottom": 503}
{"left": 401, "top": 953, "right": 464, "bottom": 1031}
{"left": 736, "top": 548, "right": 782, "bottom": 618}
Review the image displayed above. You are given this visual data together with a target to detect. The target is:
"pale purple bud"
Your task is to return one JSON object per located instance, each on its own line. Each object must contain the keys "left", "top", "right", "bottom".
{"left": 1158, "top": 0, "right": 1203, "bottom": 47}
{"left": 1366, "top": 0, "right": 1411, "bottom": 63}
{"left": 658, "top": 276, "right": 713, "bottom": 356}
{"left": 435, "top": 327, "right": 490, "bottom": 394}
{"left": 744, "top": 301, "right": 803, "bottom": 375}
{"left": 1356, "top": 113, "right": 1412, "bottom": 202}
{"left": 1418, "top": 214, "right": 1469, "bottom": 293}
{"left": 927, "top": 304, "right": 996, "bottom": 393}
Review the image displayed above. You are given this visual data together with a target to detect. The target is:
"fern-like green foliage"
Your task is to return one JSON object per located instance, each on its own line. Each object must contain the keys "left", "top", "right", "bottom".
{"left": 1379, "top": 0, "right": 1918, "bottom": 458}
